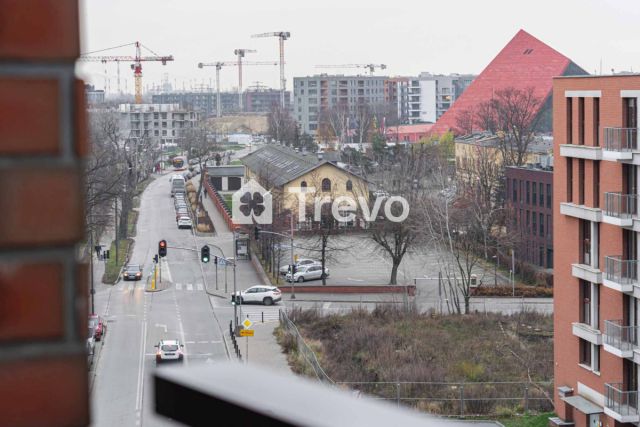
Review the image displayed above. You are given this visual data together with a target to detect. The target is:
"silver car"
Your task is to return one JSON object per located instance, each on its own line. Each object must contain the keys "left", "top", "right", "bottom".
{"left": 279, "top": 258, "right": 320, "bottom": 276}
{"left": 286, "top": 264, "right": 330, "bottom": 283}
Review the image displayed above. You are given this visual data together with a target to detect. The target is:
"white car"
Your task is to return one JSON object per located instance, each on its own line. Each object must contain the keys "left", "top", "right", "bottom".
{"left": 231, "top": 285, "right": 282, "bottom": 306}
{"left": 286, "top": 264, "right": 330, "bottom": 283}
{"left": 279, "top": 258, "right": 321, "bottom": 276}
{"left": 177, "top": 217, "right": 193, "bottom": 229}
{"left": 155, "top": 339, "right": 184, "bottom": 364}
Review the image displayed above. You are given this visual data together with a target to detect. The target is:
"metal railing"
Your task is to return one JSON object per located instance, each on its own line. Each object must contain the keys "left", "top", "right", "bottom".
{"left": 606, "top": 382, "right": 639, "bottom": 416}
{"left": 604, "top": 127, "right": 638, "bottom": 152}
{"left": 605, "top": 192, "right": 638, "bottom": 219}
{"left": 605, "top": 255, "right": 639, "bottom": 285}
{"left": 604, "top": 319, "right": 638, "bottom": 352}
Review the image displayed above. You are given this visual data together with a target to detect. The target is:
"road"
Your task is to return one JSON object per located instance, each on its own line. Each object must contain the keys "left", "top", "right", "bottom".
{"left": 90, "top": 172, "right": 231, "bottom": 427}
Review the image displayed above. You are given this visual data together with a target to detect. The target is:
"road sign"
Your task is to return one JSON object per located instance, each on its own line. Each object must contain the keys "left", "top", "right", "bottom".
{"left": 239, "top": 329, "right": 254, "bottom": 337}
{"left": 218, "top": 258, "right": 226, "bottom": 266}
{"left": 242, "top": 318, "right": 253, "bottom": 329}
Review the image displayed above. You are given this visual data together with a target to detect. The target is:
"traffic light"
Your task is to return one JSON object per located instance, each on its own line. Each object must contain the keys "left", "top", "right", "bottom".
{"left": 153, "top": 254, "right": 159, "bottom": 263}
{"left": 104, "top": 250, "right": 110, "bottom": 259}
{"left": 213, "top": 255, "right": 218, "bottom": 265}
{"left": 201, "top": 245, "right": 210, "bottom": 263}
{"left": 254, "top": 226, "right": 260, "bottom": 240}
{"left": 159, "top": 240, "right": 167, "bottom": 257}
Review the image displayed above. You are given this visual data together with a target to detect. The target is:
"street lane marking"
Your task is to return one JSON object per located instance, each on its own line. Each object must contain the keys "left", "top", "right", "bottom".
{"left": 197, "top": 340, "right": 209, "bottom": 344}
{"left": 197, "top": 283, "right": 204, "bottom": 291}
{"left": 323, "top": 302, "right": 332, "bottom": 310}
{"left": 175, "top": 283, "right": 182, "bottom": 290}
{"left": 186, "top": 283, "right": 193, "bottom": 291}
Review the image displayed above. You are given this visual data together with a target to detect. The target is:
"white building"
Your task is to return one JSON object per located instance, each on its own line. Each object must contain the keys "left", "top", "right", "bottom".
{"left": 406, "top": 73, "right": 475, "bottom": 124}
{"left": 118, "top": 103, "right": 200, "bottom": 145}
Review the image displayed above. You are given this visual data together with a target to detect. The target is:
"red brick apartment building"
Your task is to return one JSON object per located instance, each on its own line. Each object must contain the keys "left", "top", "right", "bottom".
{"left": 554, "top": 75, "right": 640, "bottom": 427}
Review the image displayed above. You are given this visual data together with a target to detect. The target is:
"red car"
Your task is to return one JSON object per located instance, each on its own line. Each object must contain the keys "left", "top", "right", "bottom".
{"left": 89, "top": 314, "right": 106, "bottom": 341}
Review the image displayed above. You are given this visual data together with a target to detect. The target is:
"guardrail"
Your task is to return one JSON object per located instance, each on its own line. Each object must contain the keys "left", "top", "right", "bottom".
{"left": 604, "top": 127, "right": 638, "bottom": 152}
{"left": 605, "top": 192, "right": 637, "bottom": 219}
{"left": 604, "top": 319, "right": 638, "bottom": 352}
{"left": 606, "top": 382, "right": 639, "bottom": 417}
{"left": 605, "top": 255, "right": 638, "bottom": 285}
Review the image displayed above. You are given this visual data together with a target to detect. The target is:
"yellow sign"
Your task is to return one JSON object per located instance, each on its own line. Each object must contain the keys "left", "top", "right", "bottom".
{"left": 239, "top": 329, "right": 254, "bottom": 337}
{"left": 242, "top": 318, "right": 253, "bottom": 329}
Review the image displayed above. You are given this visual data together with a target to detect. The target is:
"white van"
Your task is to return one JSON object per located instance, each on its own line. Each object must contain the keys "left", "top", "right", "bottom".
{"left": 170, "top": 175, "right": 186, "bottom": 197}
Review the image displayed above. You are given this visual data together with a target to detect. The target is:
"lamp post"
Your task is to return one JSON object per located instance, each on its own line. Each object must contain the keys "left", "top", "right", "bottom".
{"left": 492, "top": 255, "right": 497, "bottom": 287}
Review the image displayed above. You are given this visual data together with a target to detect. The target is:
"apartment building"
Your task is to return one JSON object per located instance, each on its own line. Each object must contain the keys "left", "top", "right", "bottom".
{"left": 505, "top": 163, "right": 554, "bottom": 269}
{"left": 554, "top": 74, "right": 640, "bottom": 427}
{"left": 293, "top": 74, "right": 387, "bottom": 134}
{"left": 118, "top": 103, "right": 200, "bottom": 145}
{"left": 406, "top": 73, "right": 475, "bottom": 124}
{"left": 151, "top": 92, "right": 239, "bottom": 117}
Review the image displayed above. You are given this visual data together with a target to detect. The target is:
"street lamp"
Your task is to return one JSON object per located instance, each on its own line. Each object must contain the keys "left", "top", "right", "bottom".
{"left": 491, "top": 255, "right": 497, "bottom": 287}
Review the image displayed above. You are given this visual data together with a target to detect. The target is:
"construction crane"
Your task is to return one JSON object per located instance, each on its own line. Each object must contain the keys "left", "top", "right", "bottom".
{"left": 198, "top": 61, "right": 277, "bottom": 117}
{"left": 251, "top": 31, "right": 290, "bottom": 108}
{"left": 79, "top": 41, "right": 174, "bottom": 104}
{"left": 232, "top": 49, "right": 257, "bottom": 111}
{"left": 315, "top": 63, "right": 387, "bottom": 76}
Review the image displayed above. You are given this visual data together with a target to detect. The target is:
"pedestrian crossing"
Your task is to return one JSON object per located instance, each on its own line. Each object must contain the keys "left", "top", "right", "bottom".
{"left": 237, "top": 306, "right": 282, "bottom": 322}
{"left": 173, "top": 283, "right": 206, "bottom": 292}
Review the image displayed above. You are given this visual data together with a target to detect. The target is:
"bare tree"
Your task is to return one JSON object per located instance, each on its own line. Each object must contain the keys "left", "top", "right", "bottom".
{"left": 353, "top": 103, "right": 373, "bottom": 149}
{"left": 267, "top": 103, "right": 297, "bottom": 145}
{"left": 455, "top": 108, "right": 476, "bottom": 135}
{"left": 319, "top": 104, "right": 349, "bottom": 149}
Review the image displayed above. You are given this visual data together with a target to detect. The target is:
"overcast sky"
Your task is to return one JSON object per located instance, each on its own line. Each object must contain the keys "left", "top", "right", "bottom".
{"left": 77, "top": 0, "right": 640, "bottom": 95}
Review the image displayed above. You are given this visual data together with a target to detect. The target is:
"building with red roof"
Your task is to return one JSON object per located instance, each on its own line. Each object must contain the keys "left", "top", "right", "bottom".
{"left": 430, "top": 29, "right": 587, "bottom": 135}
{"left": 384, "top": 123, "right": 434, "bottom": 143}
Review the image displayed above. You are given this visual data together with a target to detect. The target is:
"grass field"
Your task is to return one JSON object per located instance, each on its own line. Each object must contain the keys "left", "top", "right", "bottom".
{"left": 497, "top": 412, "right": 555, "bottom": 427}
{"left": 103, "top": 239, "right": 132, "bottom": 284}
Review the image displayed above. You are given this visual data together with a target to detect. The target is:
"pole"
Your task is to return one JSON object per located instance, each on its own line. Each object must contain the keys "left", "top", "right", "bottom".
{"left": 290, "top": 214, "right": 296, "bottom": 300}
{"left": 511, "top": 249, "right": 515, "bottom": 296}
{"left": 215, "top": 262, "right": 218, "bottom": 291}
{"left": 494, "top": 256, "right": 497, "bottom": 287}
{"left": 279, "top": 36, "right": 286, "bottom": 109}
{"left": 237, "top": 54, "right": 243, "bottom": 112}
{"left": 89, "top": 227, "right": 95, "bottom": 315}
{"left": 114, "top": 198, "right": 119, "bottom": 264}
{"left": 246, "top": 336, "right": 249, "bottom": 364}
{"left": 216, "top": 65, "right": 222, "bottom": 118}
{"left": 233, "top": 262, "right": 237, "bottom": 334}
{"left": 159, "top": 255, "right": 162, "bottom": 283}
{"left": 225, "top": 263, "right": 228, "bottom": 293}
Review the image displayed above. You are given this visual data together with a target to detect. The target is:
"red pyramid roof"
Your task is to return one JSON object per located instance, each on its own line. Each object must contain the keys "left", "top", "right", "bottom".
{"left": 431, "top": 29, "right": 585, "bottom": 134}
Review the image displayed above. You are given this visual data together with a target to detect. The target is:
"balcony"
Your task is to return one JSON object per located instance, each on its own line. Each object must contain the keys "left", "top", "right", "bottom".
{"left": 603, "top": 256, "right": 638, "bottom": 292}
{"left": 560, "top": 203, "right": 602, "bottom": 222}
{"left": 603, "top": 127, "right": 638, "bottom": 161}
{"left": 605, "top": 382, "right": 640, "bottom": 423}
{"left": 559, "top": 144, "right": 603, "bottom": 160}
{"left": 603, "top": 320, "right": 637, "bottom": 358}
{"left": 572, "top": 322, "right": 602, "bottom": 345}
{"left": 571, "top": 263, "right": 602, "bottom": 284}
{"left": 603, "top": 192, "right": 637, "bottom": 227}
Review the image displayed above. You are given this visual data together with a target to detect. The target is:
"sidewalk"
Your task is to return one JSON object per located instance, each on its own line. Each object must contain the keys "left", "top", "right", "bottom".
{"left": 196, "top": 174, "right": 293, "bottom": 376}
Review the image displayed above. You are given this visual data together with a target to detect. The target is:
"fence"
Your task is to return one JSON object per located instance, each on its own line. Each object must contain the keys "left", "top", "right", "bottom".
{"left": 278, "top": 309, "right": 554, "bottom": 416}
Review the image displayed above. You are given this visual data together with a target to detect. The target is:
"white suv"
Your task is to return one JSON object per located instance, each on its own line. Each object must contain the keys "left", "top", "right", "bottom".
{"left": 155, "top": 339, "right": 184, "bottom": 364}
{"left": 231, "top": 285, "right": 282, "bottom": 306}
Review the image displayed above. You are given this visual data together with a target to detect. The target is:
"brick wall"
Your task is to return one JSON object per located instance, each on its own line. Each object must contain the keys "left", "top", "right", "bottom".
{"left": 0, "top": 1, "right": 89, "bottom": 426}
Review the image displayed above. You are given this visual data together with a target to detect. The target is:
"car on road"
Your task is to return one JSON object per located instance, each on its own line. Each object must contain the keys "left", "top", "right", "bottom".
{"left": 88, "top": 314, "right": 107, "bottom": 341}
{"left": 279, "top": 258, "right": 321, "bottom": 276}
{"left": 155, "top": 339, "right": 184, "bottom": 364}
{"left": 231, "top": 285, "right": 282, "bottom": 306}
{"left": 177, "top": 217, "right": 193, "bottom": 229}
{"left": 286, "top": 264, "right": 330, "bottom": 283}
{"left": 372, "top": 189, "right": 389, "bottom": 198}
{"left": 123, "top": 264, "right": 142, "bottom": 281}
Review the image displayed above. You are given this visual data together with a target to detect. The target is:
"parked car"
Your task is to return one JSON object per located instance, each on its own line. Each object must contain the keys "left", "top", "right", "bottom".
{"left": 286, "top": 264, "right": 329, "bottom": 283}
{"left": 123, "top": 264, "right": 142, "bottom": 281}
{"left": 177, "top": 217, "right": 193, "bottom": 229}
{"left": 175, "top": 209, "right": 189, "bottom": 221}
{"left": 372, "top": 189, "right": 389, "bottom": 198}
{"left": 231, "top": 285, "right": 282, "bottom": 306}
{"left": 155, "top": 339, "right": 184, "bottom": 364}
{"left": 88, "top": 314, "right": 107, "bottom": 341}
{"left": 279, "top": 258, "right": 321, "bottom": 276}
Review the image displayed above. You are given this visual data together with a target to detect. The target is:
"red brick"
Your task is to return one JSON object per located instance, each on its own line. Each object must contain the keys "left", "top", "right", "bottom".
{"left": 0, "top": 78, "right": 60, "bottom": 155}
{"left": 0, "top": 262, "right": 65, "bottom": 342}
{"left": 0, "top": 0, "right": 79, "bottom": 60}
{"left": 75, "top": 79, "right": 89, "bottom": 157}
{"left": 0, "top": 168, "right": 84, "bottom": 247}
{"left": 0, "top": 355, "right": 89, "bottom": 427}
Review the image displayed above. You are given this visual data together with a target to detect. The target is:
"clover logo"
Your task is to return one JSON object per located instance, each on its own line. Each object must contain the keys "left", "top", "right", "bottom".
{"left": 232, "top": 179, "right": 272, "bottom": 225}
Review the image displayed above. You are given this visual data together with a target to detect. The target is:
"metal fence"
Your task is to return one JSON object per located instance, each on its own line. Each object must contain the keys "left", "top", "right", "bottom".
{"left": 278, "top": 309, "right": 554, "bottom": 416}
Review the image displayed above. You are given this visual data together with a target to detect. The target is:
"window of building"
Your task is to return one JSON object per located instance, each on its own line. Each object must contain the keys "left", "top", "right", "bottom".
{"left": 547, "top": 248, "right": 553, "bottom": 269}
{"left": 532, "top": 213, "right": 537, "bottom": 236}
{"left": 593, "top": 97, "right": 600, "bottom": 147}
{"left": 321, "top": 178, "right": 331, "bottom": 192}
{"left": 526, "top": 181, "right": 530, "bottom": 204}
{"left": 567, "top": 97, "right": 573, "bottom": 144}
{"left": 532, "top": 182, "right": 537, "bottom": 206}
{"left": 520, "top": 180, "right": 524, "bottom": 204}
{"left": 547, "top": 215, "right": 552, "bottom": 239}
{"left": 539, "top": 246, "right": 544, "bottom": 267}
{"left": 580, "top": 219, "right": 591, "bottom": 265}
{"left": 539, "top": 213, "right": 544, "bottom": 236}
{"left": 300, "top": 181, "right": 307, "bottom": 192}
{"left": 567, "top": 159, "right": 573, "bottom": 202}
{"left": 578, "top": 97, "right": 585, "bottom": 145}
{"left": 547, "top": 184, "right": 552, "bottom": 208}
{"left": 593, "top": 161, "right": 600, "bottom": 208}
{"left": 539, "top": 182, "right": 544, "bottom": 206}
{"left": 579, "top": 338, "right": 591, "bottom": 366}
{"left": 578, "top": 159, "right": 585, "bottom": 205}
{"left": 512, "top": 179, "right": 517, "bottom": 202}
{"left": 346, "top": 180, "right": 353, "bottom": 191}
{"left": 526, "top": 210, "right": 530, "bottom": 232}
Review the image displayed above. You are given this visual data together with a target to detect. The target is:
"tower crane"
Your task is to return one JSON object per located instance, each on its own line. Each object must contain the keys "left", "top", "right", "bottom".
{"left": 78, "top": 41, "right": 174, "bottom": 104}
{"left": 251, "top": 31, "right": 290, "bottom": 109}
{"left": 315, "top": 63, "right": 387, "bottom": 76}
{"left": 232, "top": 49, "right": 257, "bottom": 111}
{"left": 198, "top": 61, "right": 277, "bottom": 117}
